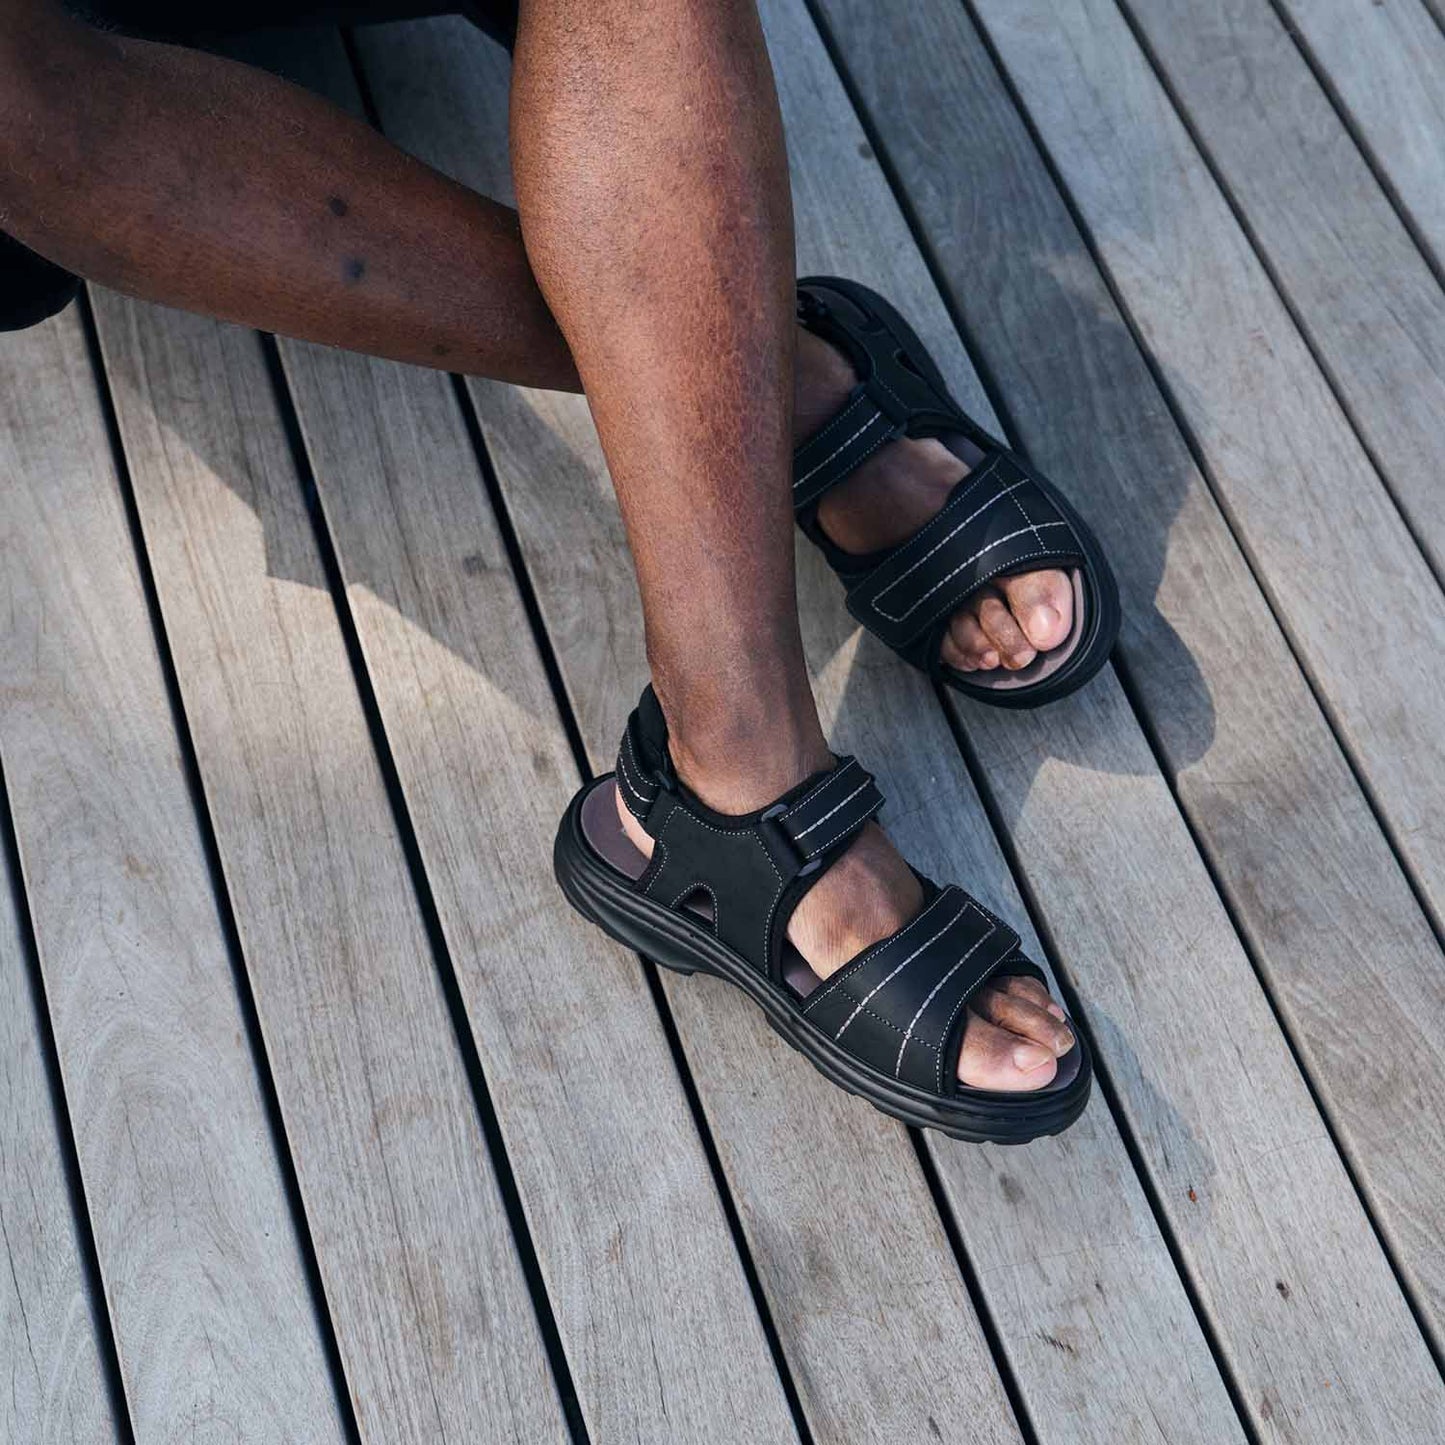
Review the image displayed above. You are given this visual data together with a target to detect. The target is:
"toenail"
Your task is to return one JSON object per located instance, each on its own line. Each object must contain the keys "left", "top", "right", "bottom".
{"left": 980, "top": 650, "right": 1000, "bottom": 669}
{"left": 1029, "top": 605, "right": 1060, "bottom": 640}
{"left": 1045, "top": 1001, "right": 1066, "bottom": 1021}
{"left": 1013, "top": 1042, "right": 1054, "bottom": 1072}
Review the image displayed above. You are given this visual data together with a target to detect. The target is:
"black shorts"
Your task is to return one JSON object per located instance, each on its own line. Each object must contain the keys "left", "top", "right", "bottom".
{"left": 0, "top": 0, "right": 519, "bottom": 332}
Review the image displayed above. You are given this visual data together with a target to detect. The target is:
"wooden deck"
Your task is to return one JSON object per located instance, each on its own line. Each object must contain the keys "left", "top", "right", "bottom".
{"left": 4, "top": 3, "right": 1445, "bottom": 1441}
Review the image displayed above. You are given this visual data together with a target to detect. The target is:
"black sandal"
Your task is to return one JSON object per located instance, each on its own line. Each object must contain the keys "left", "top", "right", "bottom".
{"left": 794, "top": 276, "right": 1120, "bottom": 708}
{"left": 554, "top": 688, "right": 1091, "bottom": 1143}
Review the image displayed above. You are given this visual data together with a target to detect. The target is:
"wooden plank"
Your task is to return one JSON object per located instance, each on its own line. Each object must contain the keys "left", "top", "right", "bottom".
{"left": 1273, "top": 0, "right": 1445, "bottom": 276}
{"left": 799, "top": 0, "right": 1445, "bottom": 1435}
{"left": 1122, "top": 0, "right": 1445, "bottom": 576}
{"left": 344, "top": 21, "right": 1026, "bottom": 1445}
{"left": 777, "top": 2, "right": 1445, "bottom": 1436}
{"left": 814, "top": 0, "right": 1445, "bottom": 1353}
{"left": 87, "top": 292, "right": 568, "bottom": 1445}
{"left": 277, "top": 337, "right": 804, "bottom": 1445}
{"left": 355, "top": 17, "right": 1251, "bottom": 1445}
{"left": 221, "top": 30, "right": 802, "bottom": 1441}
{"left": 0, "top": 311, "right": 346, "bottom": 1443}
{"left": 965, "top": 0, "right": 1445, "bottom": 942}
{"left": 1, "top": 811, "right": 120, "bottom": 1445}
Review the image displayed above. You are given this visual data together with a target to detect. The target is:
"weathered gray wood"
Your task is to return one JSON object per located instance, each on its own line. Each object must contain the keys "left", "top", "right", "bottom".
{"left": 783, "top": 0, "right": 1445, "bottom": 1435}
{"left": 277, "top": 338, "right": 802, "bottom": 1445}
{"left": 0, "top": 310, "right": 346, "bottom": 1443}
{"left": 1273, "top": 0, "right": 1445, "bottom": 275}
{"left": 965, "top": 0, "right": 1445, "bottom": 965}
{"left": 1124, "top": 0, "right": 1445, "bottom": 577}
{"left": 803, "top": 0, "right": 1445, "bottom": 1435}
{"left": 814, "top": 0, "right": 1445, "bottom": 1354}
{"left": 1, "top": 813, "right": 120, "bottom": 1445}
{"left": 356, "top": 16, "right": 1250, "bottom": 1445}
{"left": 222, "top": 29, "right": 802, "bottom": 1441}
{"left": 349, "top": 20, "right": 1026, "bottom": 1444}
{"left": 87, "top": 291, "right": 568, "bottom": 1445}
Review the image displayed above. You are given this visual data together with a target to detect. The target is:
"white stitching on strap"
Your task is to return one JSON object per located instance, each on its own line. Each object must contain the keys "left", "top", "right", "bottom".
{"left": 796, "top": 427, "right": 894, "bottom": 509}
{"left": 794, "top": 392, "right": 868, "bottom": 471}
{"left": 891, "top": 916, "right": 994, "bottom": 1079}
{"left": 793, "top": 409, "right": 891, "bottom": 492}
{"left": 868, "top": 481, "right": 1025, "bottom": 609}
{"left": 786, "top": 757, "right": 858, "bottom": 816}
{"left": 792, "top": 780, "right": 872, "bottom": 839}
{"left": 874, "top": 523, "right": 1070, "bottom": 623}
{"left": 801, "top": 803, "right": 880, "bottom": 860}
{"left": 833, "top": 895, "right": 969, "bottom": 1042}
{"left": 801, "top": 890, "right": 952, "bottom": 1016}
{"left": 616, "top": 764, "right": 649, "bottom": 809}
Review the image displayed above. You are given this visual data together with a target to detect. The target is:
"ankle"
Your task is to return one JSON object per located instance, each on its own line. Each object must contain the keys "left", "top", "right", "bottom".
{"left": 662, "top": 697, "right": 832, "bottom": 816}
{"left": 793, "top": 325, "right": 857, "bottom": 444}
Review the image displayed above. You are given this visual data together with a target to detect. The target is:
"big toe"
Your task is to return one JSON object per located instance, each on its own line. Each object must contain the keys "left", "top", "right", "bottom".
{"left": 956, "top": 1011, "right": 1060, "bottom": 1092}
{"left": 999, "top": 568, "right": 1073, "bottom": 653}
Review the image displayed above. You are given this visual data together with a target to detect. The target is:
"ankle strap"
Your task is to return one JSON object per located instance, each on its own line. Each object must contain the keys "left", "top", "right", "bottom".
{"left": 613, "top": 689, "right": 884, "bottom": 977}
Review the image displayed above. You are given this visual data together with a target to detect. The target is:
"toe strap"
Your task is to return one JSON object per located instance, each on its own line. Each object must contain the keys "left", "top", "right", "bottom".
{"left": 843, "top": 454, "right": 1085, "bottom": 665}
{"left": 800, "top": 885, "right": 1031, "bottom": 1097}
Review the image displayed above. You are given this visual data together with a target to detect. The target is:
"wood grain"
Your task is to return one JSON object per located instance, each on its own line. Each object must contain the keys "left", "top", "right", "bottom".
{"left": 1273, "top": 0, "right": 1445, "bottom": 275}
{"left": 355, "top": 15, "right": 1252, "bottom": 1444}
{"left": 810, "top": 0, "right": 1445, "bottom": 1435}
{"left": 1, "top": 797, "right": 120, "bottom": 1445}
{"left": 87, "top": 290, "right": 568, "bottom": 1445}
{"left": 349, "top": 19, "right": 1030, "bottom": 1444}
{"left": 1122, "top": 0, "right": 1445, "bottom": 577}
{"left": 223, "top": 30, "right": 805, "bottom": 1441}
{"left": 961, "top": 0, "right": 1445, "bottom": 936}
{"left": 814, "top": 0, "right": 1445, "bottom": 1353}
{"left": 0, "top": 310, "right": 347, "bottom": 1443}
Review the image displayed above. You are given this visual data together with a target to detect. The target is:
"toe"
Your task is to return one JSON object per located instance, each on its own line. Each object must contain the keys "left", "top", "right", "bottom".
{"left": 1000, "top": 973, "right": 1068, "bottom": 1022}
{"left": 941, "top": 609, "right": 1000, "bottom": 672}
{"left": 999, "top": 569, "right": 1073, "bottom": 653}
{"left": 975, "top": 979, "right": 1075, "bottom": 1057}
{"left": 975, "top": 588, "right": 1038, "bottom": 670}
{"left": 957, "top": 1011, "right": 1059, "bottom": 1092}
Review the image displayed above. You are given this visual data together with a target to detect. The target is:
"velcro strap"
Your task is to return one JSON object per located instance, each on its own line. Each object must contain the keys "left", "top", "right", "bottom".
{"left": 614, "top": 708, "right": 661, "bottom": 823}
{"left": 792, "top": 386, "right": 902, "bottom": 511}
{"left": 774, "top": 756, "right": 883, "bottom": 862}
{"left": 800, "top": 885, "right": 1024, "bottom": 1095}
{"left": 845, "top": 454, "right": 1084, "bottom": 650}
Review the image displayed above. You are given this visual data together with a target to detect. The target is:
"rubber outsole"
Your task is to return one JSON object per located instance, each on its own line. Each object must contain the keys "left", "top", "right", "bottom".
{"left": 555, "top": 779, "right": 1092, "bottom": 1145}
{"left": 799, "top": 275, "right": 1122, "bottom": 710}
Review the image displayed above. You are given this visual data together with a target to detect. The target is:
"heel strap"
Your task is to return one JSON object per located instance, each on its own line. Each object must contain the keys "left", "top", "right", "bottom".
{"left": 613, "top": 688, "right": 884, "bottom": 978}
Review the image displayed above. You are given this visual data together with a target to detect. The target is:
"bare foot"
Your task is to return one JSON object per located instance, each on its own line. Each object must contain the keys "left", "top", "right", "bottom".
{"left": 615, "top": 758, "right": 1073, "bottom": 1092}
{"left": 794, "top": 326, "right": 1073, "bottom": 674}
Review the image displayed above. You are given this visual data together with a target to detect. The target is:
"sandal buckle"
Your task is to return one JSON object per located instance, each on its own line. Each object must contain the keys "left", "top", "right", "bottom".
{"left": 758, "top": 803, "right": 822, "bottom": 879}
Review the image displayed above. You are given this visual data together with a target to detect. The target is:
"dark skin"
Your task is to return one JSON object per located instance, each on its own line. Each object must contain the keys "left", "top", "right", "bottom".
{"left": 0, "top": 0, "right": 1076, "bottom": 1087}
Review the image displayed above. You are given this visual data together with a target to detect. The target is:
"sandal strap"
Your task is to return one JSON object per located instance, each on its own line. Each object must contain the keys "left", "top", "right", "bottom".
{"left": 801, "top": 885, "right": 1030, "bottom": 1096}
{"left": 614, "top": 689, "right": 884, "bottom": 977}
{"left": 792, "top": 383, "right": 906, "bottom": 511}
{"left": 772, "top": 755, "right": 883, "bottom": 864}
{"left": 844, "top": 453, "right": 1084, "bottom": 656}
